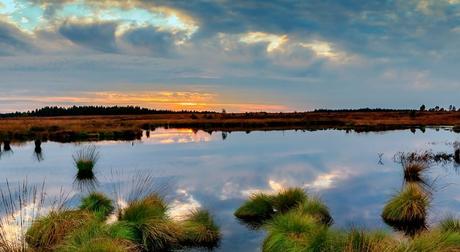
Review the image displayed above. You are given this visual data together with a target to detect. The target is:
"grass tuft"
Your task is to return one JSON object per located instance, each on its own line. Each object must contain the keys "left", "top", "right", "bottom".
{"left": 272, "top": 188, "right": 308, "bottom": 213}
{"left": 66, "top": 237, "right": 137, "bottom": 252}
{"left": 25, "top": 210, "right": 96, "bottom": 251}
{"left": 234, "top": 193, "right": 274, "bottom": 226}
{"left": 342, "top": 228, "right": 395, "bottom": 252}
{"left": 262, "top": 211, "right": 331, "bottom": 252}
{"left": 439, "top": 217, "right": 460, "bottom": 233}
{"left": 381, "top": 183, "right": 429, "bottom": 235}
{"left": 79, "top": 192, "right": 114, "bottom": 219}
{"left": 55, "top": 220, "right": 138, "bottom": 252}
{"left": 294, "top": 197, "right": 333, "bottom": 226}
{"left": 180, "top": 209, "right": 221, "bottom": 249}
{"left": 73, "top": 145, "right": 99, "bottom": 172}
{"left": 400, "top": 230, "right": 460, "bottom": 251}
{"left": 403, "top": 161, "right": 429, "bottom": 184}
{"left": 119, "top": 194, "right": 167, "bottom": 224}
{"left": 119, "top": 193, "right": 181, "bottom": 251}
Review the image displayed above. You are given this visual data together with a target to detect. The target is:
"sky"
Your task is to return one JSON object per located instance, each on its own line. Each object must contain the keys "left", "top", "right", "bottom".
{"left": 0, "top": 0, "right": 460, "bottom": 112}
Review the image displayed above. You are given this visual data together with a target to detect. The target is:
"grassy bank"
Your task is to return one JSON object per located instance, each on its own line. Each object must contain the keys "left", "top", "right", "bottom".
{"left": 235, "top": 187, "right": 460, "bottom": 252}
{"left": 1, "top": 111, "right": 460, "bottom": 142}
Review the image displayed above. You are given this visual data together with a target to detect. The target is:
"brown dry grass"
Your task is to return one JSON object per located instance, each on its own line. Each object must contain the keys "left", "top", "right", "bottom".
{"left": 1, "top": 111, "right": 460, "bottom": 142}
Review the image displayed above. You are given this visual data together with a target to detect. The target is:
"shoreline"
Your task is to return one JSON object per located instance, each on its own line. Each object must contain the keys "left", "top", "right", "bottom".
{"left": 1, "top": 111, "right": 460, "bottom": 142}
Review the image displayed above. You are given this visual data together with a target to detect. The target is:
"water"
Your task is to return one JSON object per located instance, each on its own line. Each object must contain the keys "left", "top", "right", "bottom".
{"left": 1, "top": 128, "right": 460, "bottom": 251}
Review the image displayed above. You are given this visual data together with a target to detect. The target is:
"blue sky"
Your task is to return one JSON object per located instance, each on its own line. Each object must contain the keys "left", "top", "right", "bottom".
{"left": 1, "top": 0, "right": 460, "bottom": 112}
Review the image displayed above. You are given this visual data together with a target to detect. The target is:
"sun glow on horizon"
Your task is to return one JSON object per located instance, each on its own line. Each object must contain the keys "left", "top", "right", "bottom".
{"left": 0, "top": 90, "right": 291, "bottom": 113}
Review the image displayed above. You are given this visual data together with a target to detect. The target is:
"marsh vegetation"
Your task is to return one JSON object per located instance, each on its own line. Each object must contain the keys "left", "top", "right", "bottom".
{"left": 0, "top": 181, "right": 221, "bottom": 252}
{"left": 4, "top": 107, "right": 460, "bottom": 142}
{"left": 234, "top": 148, "right": 460, "bottom": 251}
{"left": 2, "top": 128, "right": 460, "bottom": 251}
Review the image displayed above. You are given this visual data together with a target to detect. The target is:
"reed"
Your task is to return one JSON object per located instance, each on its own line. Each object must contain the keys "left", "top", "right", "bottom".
{"left": 0, "top": 180, "right": 46, "bottom": 252}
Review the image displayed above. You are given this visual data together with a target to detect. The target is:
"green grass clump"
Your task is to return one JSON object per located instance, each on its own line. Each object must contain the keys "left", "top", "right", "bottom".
{"left": 381, "top": 183, "right": 429, "bottom": 235}
{"left": 79, "top": 192, "right": 114, "bottom": 219}
{"left": 294, "top": 197, "right": 333, "bottom": 226}
{"left": 68, "top": 238, "right": 137, "bottom": 252}
{"left": 342, "top": 229, "right": 396, "bottom": 252}
{"left": 119, "top": 193, "right": 182, "bottom": 251}
{"left": 119, "top": 194, "right": 168, "bottom": 223}
{"left": 55, "top": 220, "right": 138, "bottom": 252}
{"left": 272, "top": 188, "right": 308, "bottom": 213}
{"left": 399, "top": 230, "right": 460, "bottom": 251}
{"left": 26, "top": 210, "right": 96, "bottom": 251}
{"left": 73, "top": 145, "right": 99, "bottom": 172}
{"left": 262, "top": 211, "right": 332, "bottom": 252}
{"left": 234, "top": 193, "right": 274, "bottom": 225}
{"left": 180, "top": 209, "right": 221, "bottom": 249}
{"left": 439, "top": 217, "right": 460, "bottom": 233}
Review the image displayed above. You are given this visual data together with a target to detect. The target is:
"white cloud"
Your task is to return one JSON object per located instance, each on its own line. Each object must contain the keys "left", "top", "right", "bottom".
{"left": 168, "top": 188, "right": 202, "bottom": 220}
{"left": 239, "top": 32, "right": 288, "bottom": 52}
{"left": 299, "top": 40, "right": 351, "bottom": 63}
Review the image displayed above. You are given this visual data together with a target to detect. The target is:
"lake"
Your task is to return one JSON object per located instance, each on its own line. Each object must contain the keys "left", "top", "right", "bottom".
{"left": 1, "top": 128, "right": 460, "bottom": 251}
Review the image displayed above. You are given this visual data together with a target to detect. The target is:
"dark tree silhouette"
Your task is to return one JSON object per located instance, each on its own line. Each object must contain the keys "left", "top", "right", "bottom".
{"left": 0, "top": 106, "right": 216, "bottom": 118}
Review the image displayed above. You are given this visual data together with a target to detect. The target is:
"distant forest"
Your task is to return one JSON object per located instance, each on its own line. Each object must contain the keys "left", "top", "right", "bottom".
{"left": 0, "top": 106, "right": 215, "bottom": 118}
{"left": 314, "top": 104, "right": 458, "bottom": 113}
{"left": 0, "top": 105, "right": 457, "bottom": 118}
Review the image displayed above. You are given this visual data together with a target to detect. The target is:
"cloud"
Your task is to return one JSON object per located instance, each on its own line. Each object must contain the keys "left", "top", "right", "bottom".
{"left": 119, "top": 26, "right": 177, "bottom": 56}
{"left": 0, "top": 90, "right": 290, "bottom": 112}
{"left": 58, "top": 21, "right": 118, "bottom": 52}
{"left": 239, "top": 32, "right": 288, "bottom": 53}
{"left": 0, "top": 20, "right": 35, "bottom": 55}
{"left": 299, "top": 40, "right": 348, "bottom": 62}
{"left": 1, "top": 0, "right": 460, "bottom": 110}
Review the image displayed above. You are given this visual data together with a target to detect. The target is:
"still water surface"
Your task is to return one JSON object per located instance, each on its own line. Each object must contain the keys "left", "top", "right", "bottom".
{"left": 1, "top": 128, "right": 460, "bottom": 251}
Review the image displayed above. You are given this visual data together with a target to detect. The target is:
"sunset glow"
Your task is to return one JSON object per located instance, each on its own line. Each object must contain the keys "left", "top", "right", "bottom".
{"left": 1, "top": 0, "right": 459, "bottom": 111}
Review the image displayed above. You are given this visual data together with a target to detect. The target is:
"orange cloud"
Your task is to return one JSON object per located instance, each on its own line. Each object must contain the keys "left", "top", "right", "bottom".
{"left": 0, "top": 90, "right": 290, "bottom": 112}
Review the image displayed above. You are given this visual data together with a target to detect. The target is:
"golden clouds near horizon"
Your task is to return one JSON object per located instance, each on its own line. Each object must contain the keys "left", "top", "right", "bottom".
{"left": 0, "top": 91, "right": 289, "bottom": 113}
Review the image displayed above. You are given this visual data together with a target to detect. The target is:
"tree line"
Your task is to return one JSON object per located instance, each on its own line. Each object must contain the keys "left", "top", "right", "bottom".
{"left": 0, "top": 106, "right": 215, "bottom": 118}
